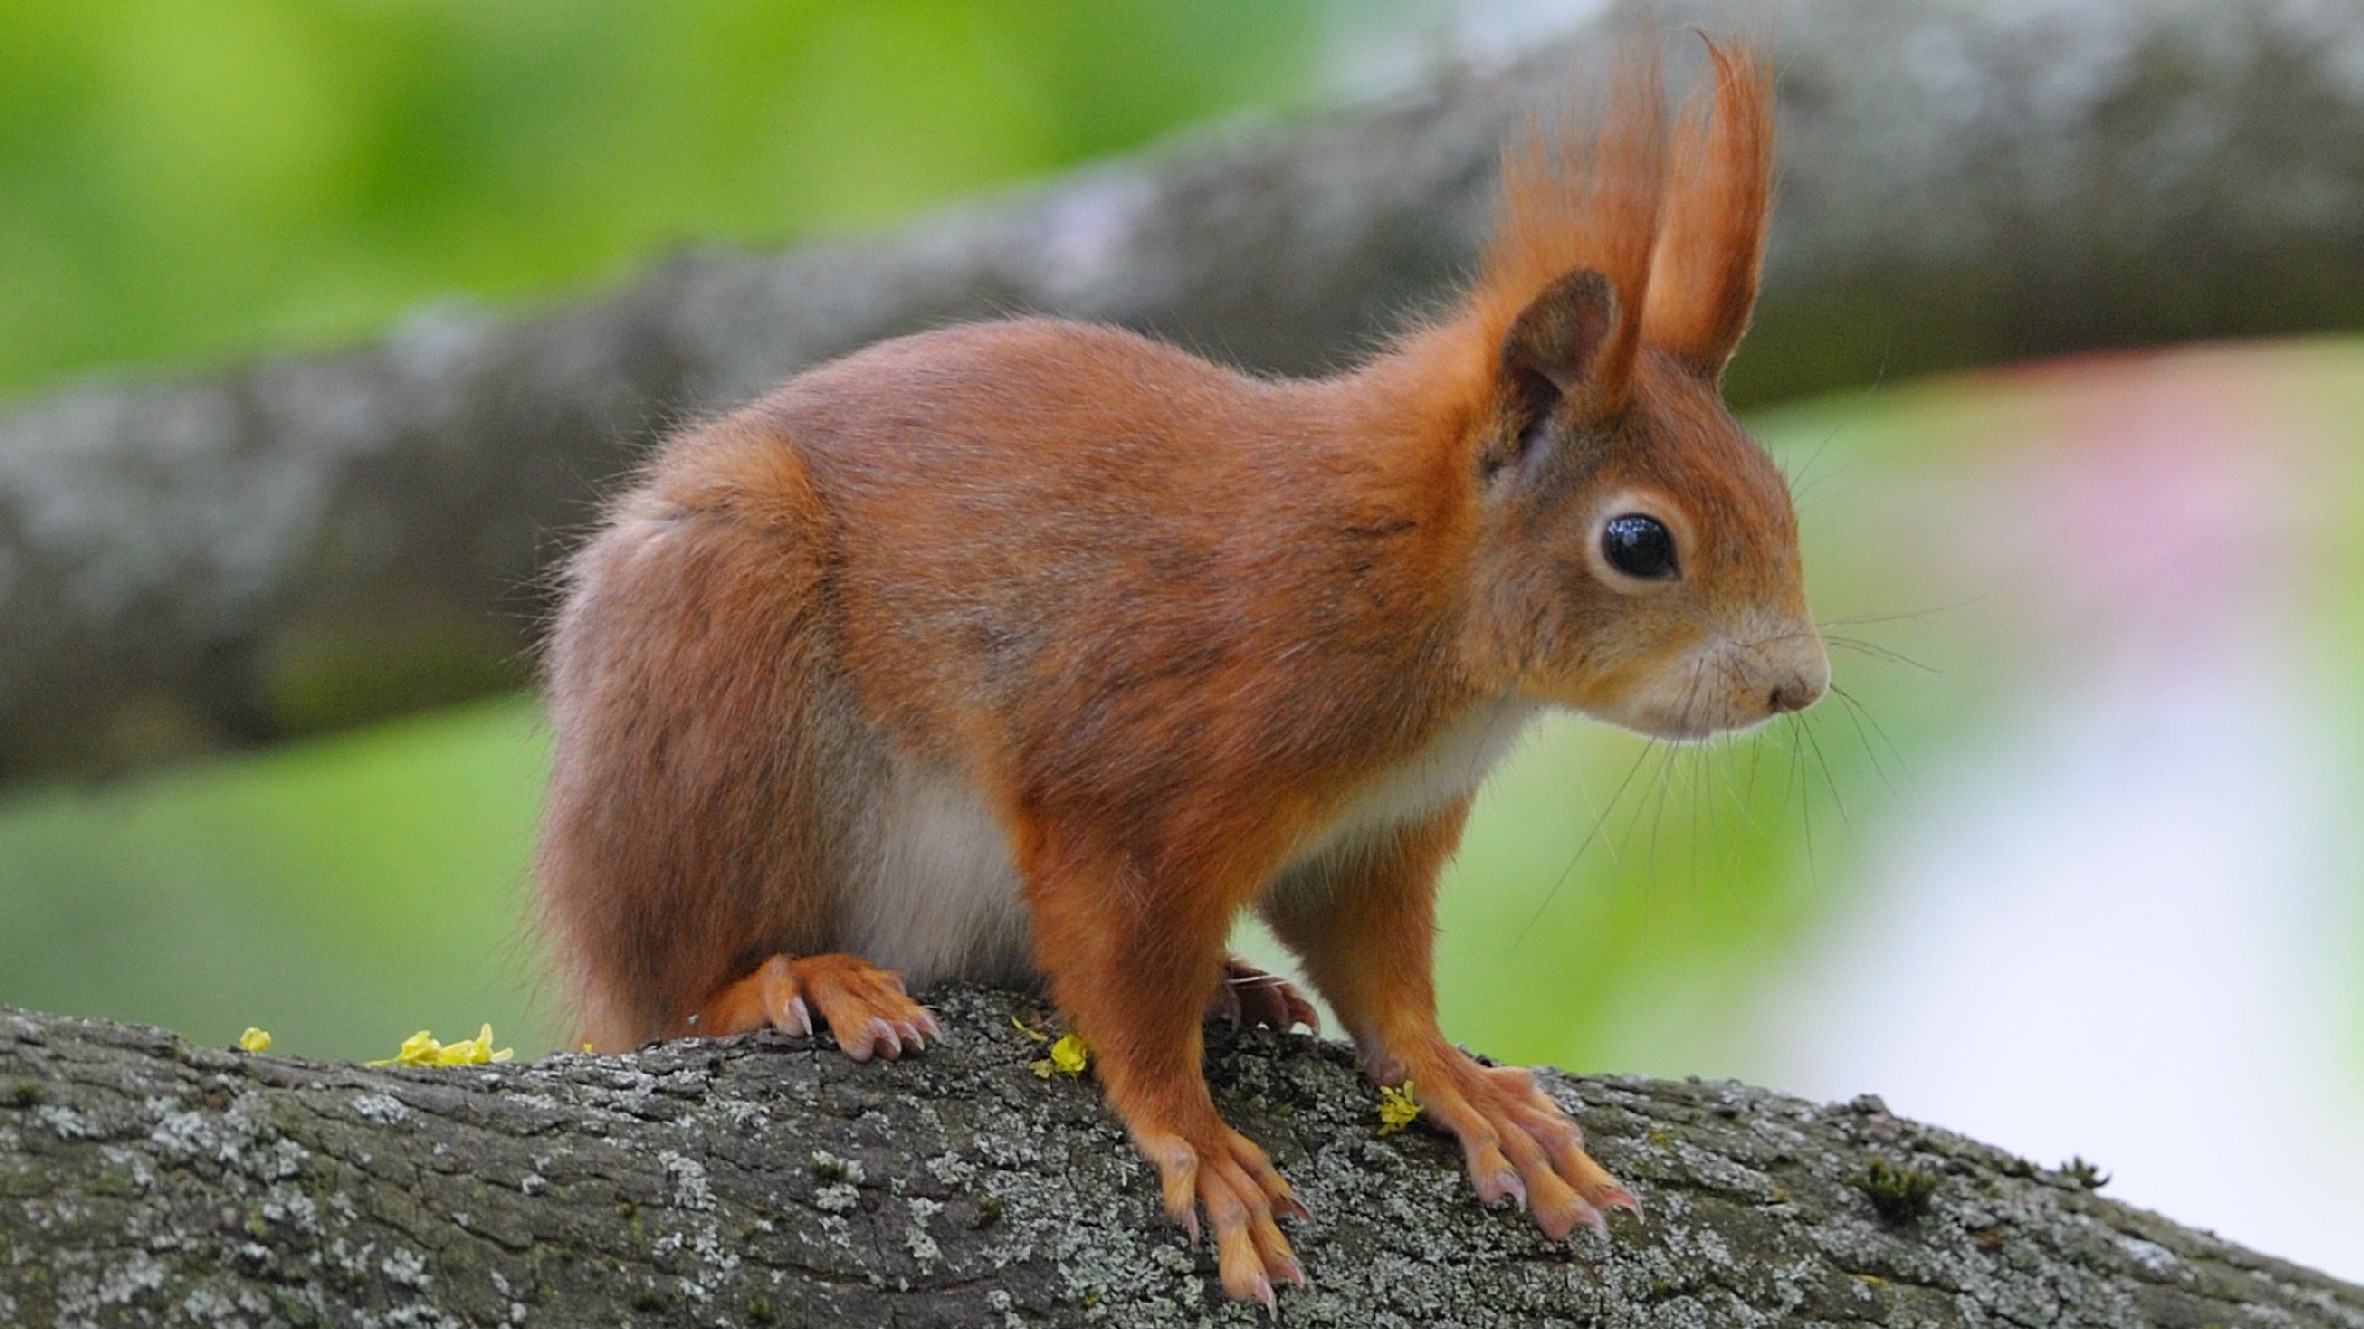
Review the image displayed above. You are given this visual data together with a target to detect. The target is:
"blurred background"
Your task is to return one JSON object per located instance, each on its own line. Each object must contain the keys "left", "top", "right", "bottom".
{"left": 2, "top": 0, "right": 2360, "bottom": 1284}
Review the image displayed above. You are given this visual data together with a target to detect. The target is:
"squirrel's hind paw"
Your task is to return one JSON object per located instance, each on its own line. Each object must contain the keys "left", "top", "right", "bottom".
{"left": 693, "top": 953, "right": 939, "bottom": 1061}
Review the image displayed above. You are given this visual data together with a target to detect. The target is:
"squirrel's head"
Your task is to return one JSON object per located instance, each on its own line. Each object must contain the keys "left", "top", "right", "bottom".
{"left": 1448, "top": 33, "right": 1825, "bottom": 740}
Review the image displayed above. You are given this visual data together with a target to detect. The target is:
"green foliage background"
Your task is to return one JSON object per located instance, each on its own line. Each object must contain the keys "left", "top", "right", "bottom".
{"left": 0, "top": 0, "right": 1320, "bottom": 401}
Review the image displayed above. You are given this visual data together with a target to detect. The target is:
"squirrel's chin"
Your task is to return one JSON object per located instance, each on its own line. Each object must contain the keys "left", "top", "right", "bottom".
{"left": 1576, "top": 700, "right": 1774, "bottom": 745}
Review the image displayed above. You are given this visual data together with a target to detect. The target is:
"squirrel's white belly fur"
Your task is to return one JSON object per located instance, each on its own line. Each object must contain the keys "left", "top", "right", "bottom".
{"left": 848, "top": 701, "right": 1540, "bottom": 986}
{"left": 843, "top": 756, "right": 1036, "bottom": 987}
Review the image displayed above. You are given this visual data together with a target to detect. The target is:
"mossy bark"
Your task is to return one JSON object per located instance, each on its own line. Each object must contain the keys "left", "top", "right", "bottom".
{"left": 2, "top": 987, "right": 2357, "bottom": 1328}
{"left": 3, "top": 0, "right": 2363, "bottom": 781}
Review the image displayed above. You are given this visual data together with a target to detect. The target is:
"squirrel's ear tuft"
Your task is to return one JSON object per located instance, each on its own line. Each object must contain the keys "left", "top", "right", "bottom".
{"left": 1644, "top": 36, "right": 1775, "bottom": 380}
{"left": 1500, "top": 268, "right": 1623, "bottom": 431}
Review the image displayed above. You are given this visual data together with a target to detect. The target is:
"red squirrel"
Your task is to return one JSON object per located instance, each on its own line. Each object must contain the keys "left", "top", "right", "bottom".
{"left": 536, "top": 34, "right": 1822, "bottom": 1306}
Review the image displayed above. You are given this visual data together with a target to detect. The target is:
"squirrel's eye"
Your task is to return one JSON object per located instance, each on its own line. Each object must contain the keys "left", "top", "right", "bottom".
{"left": 1601, "top": 513, "right": 1678, "bottom": 580}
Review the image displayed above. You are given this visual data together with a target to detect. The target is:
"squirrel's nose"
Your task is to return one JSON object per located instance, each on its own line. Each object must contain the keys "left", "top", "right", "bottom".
{"left": 1763, "top": 638, "right": 1830, "bottom": 716}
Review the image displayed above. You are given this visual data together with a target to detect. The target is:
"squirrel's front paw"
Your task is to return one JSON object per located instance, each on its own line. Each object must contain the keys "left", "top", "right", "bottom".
{"left": 1135, "top": 1122, "right": 1312, "bottom": 1309}
{"left": 1397, "top": 1049, "right": 1637, "bottom": 1240}
{"left": 1206, "top": 957, "right": 1321, "bottom": 1033}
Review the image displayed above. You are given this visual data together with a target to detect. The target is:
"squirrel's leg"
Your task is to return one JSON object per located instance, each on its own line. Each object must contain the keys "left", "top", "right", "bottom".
{"left": 1207, "top": 957, "right": 1321, "bottom": 1032}
{"left": 1262, "top": 804, "right": 1639, "bottom": 1239}
{"left": 1023, "top": 835, "right": 1310, "bottom": 1308}
{"left": 691, "top": 954, "right": 941, "bottom": 1062}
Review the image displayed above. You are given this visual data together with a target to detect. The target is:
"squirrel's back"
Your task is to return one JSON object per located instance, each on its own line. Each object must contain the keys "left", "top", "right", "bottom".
{"left": 740, "top": 318, "right": 1472, "bottom": 781}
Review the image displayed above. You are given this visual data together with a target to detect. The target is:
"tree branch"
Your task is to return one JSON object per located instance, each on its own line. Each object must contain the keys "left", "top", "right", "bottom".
{"left": 5, "top": 0, "right": 2362, "bottom": 779}
{"left": 2, "top": 986, "right": 2356, "bottom": 1326}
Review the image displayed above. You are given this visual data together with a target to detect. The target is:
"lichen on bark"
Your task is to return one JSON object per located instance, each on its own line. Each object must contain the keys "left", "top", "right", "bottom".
{"left": 2, "top": 986, "right": 2357, "bottom": 1327}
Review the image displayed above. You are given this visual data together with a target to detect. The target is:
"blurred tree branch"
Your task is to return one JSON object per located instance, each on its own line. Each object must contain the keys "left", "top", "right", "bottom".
{"left": 3, "top": 0, "right": 2361, "bottom": 780}
{"left": 5, "top": 986, "right": 2360, "bottom": 1327}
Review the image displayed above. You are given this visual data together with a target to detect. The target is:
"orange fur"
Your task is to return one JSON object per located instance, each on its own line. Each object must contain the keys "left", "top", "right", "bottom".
{"left": 536, "top": 28, "right": 1816, "bottom": 1307}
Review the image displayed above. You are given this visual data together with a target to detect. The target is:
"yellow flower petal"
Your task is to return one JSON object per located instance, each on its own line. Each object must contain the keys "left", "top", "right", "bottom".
{"left": 1376, "top": 1081, "right": 1422, "bottom": 1135}
{"left": 366, "top": 1024, "right": 515, "bottom": 1068}
{"left": 237, "top": 1027, "right": 271, "bottom": 1053}
{"left": 369, "top": 1030, "right": 440, "bottom": 1066}
{"left": 1047, "top": 1033, "right": 1089, "bottom": 1077}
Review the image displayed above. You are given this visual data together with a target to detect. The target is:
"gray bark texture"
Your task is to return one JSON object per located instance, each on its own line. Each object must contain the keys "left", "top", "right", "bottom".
{"left": 3, "top": 0, "right": 2363, "bottom": 781}
{"left": 3, "top": 985, "right": 2359, "bottom": 1328}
